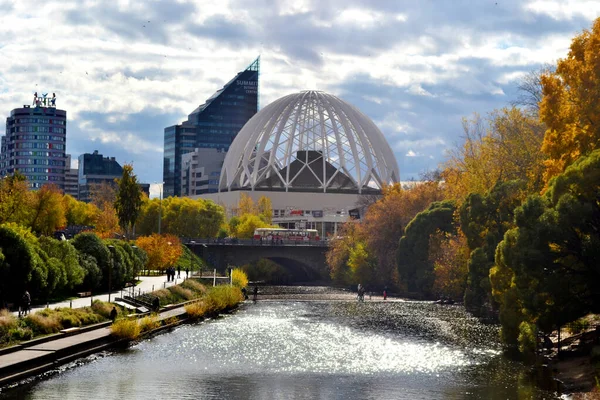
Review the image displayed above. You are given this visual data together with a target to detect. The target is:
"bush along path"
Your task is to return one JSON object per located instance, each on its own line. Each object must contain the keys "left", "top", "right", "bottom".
{"left": 0, "top": 278, "right": 246, "bottom": 388}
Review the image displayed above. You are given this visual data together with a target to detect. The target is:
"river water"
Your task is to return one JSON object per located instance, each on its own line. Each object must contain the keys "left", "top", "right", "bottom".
{"left": 2, "top": 288, "right": 558, "bottom": 399}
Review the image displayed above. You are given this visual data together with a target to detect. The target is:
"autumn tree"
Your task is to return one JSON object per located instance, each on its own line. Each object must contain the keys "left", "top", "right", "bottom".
{"left": 357, "top": 182, "right": 444, "bottom": 288}
{"left": 540, "top": 18, "right": 600, "bottom": 186}
{"left": 114, "top": 164, "right": 143, "bottom": 239}
{"left": 0, "top": 172, "right": 30, "bottom": 225}
{"left": 63, "top": 195, "right": 97, "bottom": 226}
{"left": 326, "top": 222, "right": 361, "bottom": 285}
{"left": 135, "top": 234, "right": 182, "bottom": 273}
{"left": 28, "top": 184, "right": 66, "bottom": 235}
{"left": 429, "top": 230, "right": 469, "bottom": 301}
{"left": 89, "top": 181, "right": 117, "bottom": 207}
{"left": 94, "top": 201, "right": 121, "bottom": 239}
{"left": 257, "top": 196, "right": 273, "bottom": 224}
{"left": 442, "top": 108, "right": 545, "bottom": 200}
{"left": 238, "top": 192, "right": 256, "bottom": 215}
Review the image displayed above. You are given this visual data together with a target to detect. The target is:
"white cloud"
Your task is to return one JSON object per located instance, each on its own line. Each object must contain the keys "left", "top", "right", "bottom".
{"left": 524, "top": 0, "right": 600, "bottom": 20}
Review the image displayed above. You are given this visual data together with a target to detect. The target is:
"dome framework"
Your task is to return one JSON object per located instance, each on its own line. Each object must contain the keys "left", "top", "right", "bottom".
{"left": 220, "top": 90, "right": 399, "bottom": 194}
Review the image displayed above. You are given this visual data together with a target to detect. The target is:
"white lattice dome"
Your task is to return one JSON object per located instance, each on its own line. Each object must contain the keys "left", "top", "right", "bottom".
{"left": 219, "top": 90, "right": 399, "bottom": 193}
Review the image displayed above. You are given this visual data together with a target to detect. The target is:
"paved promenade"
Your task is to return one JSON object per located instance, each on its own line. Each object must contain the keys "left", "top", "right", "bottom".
{"left": 14, "top": 273, "right": 191, "bottom": 315}
{"left": 0, "top": 304, "right": 188, "bottom": 387}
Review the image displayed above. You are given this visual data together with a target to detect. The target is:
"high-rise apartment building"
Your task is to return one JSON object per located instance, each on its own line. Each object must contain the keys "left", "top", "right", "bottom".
{"left": 0, "top": 104, "right": 67, "bottom": 189}
{"left": 163, "top": 57, "right": 259, "bottom": 197}
{"left": 64, "top": 154, "right": 79, "bottom": 199}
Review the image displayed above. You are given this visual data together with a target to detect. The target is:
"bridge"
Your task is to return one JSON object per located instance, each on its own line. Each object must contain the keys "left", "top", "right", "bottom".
{"left": 185, "top": 239, "right": 330, "bottom": 282}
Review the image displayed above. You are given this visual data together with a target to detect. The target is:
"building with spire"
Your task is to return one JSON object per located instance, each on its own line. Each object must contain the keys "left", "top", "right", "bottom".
{"left": 163, "top": 57, "right": 259, "bottom": 197}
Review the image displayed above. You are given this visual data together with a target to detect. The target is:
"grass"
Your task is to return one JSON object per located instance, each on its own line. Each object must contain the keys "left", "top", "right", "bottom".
{"left": 110, "top": 318, "right": 141, "bottom": 340}
{"left": 139, "top": 315, "right": 161, "bottom": 333}
{"left": 185, "top": 286, "right": 243, "bottom": 320}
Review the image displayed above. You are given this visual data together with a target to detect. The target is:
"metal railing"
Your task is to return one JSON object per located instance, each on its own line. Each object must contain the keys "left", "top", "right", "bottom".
{"left": 184, "top": 238, "right": 329, "bottom": 247}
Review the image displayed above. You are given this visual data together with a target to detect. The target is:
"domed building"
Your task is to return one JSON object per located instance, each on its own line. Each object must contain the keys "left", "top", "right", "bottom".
{"left": 199, "top": 90, "right": 399, "bottom": 235}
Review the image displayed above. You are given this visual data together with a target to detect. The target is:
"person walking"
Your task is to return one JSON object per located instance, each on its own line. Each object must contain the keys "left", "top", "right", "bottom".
{"left": 110, "top": 306, "right": 118, "bottom": 322}
{"left": 21, "top": 290, "right": 31, "bottom": 316}
{"left": 185, "top": 268, "right": 189, "bottom": 278}
{"left": 253, "top": 286, "right": 258, "bottom": 301}
{"left": 177, "top": 266, "right": 181, "bottom": 278}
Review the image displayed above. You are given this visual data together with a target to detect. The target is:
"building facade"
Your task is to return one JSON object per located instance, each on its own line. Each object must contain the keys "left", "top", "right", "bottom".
{"left": 0, "top": 105, "right": 67, "bottom": 189}
{"left": 77, "top": 150, "right": 123, "bottom": 202}
{"left": 181, "top": 147, "right": 226, "bottom": 196}
{"left": 163, "top": 57, "right": 259, "bottom": 197}
{"left": 64, "top": 154, "right": 79, "bottom": 199}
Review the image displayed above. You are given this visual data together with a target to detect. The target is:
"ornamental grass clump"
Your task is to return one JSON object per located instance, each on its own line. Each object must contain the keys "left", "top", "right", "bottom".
{"left": 24, "top": 310, "right": 61, "bottom": 335}
{"left": 91, "top": 300, "right": 113, "bottom": 319}
{"left": 167, "top": 285, "right": 195, "bottom": 301}
{"left": 110, "top": 318, "right": 140, "bottom": 340}
{"left": 181, "top": 279, "right": 206, "bottom": 294}
{"left": 139, "top": 315, "right": 161, "bottom": 333}
{"left": 184, "top": 301, "right": 209, "bottom": 319}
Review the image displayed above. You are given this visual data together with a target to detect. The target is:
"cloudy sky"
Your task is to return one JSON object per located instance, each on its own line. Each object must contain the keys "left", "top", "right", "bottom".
{"left": 0, "top": 0, "right": 598, "bottom": 196}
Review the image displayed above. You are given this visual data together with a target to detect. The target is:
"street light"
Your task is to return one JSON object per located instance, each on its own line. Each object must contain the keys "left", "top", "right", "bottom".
{"left": 107, "top": 245, "right": 115, "bottom": 303}
{"left": 153, "top": 182, "right": 165, "bottom": 234}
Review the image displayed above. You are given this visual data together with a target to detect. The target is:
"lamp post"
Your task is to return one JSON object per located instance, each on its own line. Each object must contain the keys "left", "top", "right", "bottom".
{"left": 107, "top": 245, "right": 115, "bottom": 303}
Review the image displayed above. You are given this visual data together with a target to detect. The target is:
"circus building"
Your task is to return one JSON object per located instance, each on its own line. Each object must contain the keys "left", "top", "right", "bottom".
{"left": 198, "top": 90, "right": 399, "bottom": 237}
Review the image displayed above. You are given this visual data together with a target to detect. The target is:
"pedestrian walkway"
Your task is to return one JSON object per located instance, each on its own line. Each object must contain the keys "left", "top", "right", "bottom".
{"left": 0, "top": 305, "right": 188, "bottom": 386}
{"left": 13, "top": 274, "right": 190, "bottom": 316}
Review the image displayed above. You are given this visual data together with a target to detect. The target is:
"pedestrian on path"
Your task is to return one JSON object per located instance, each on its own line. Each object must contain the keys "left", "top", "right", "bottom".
{"left": 253, "top": 286, "right": 258, "bottom": 301}
{"left": 185, "top": 268, "right": 189, "bottom": 278}
{"left": 21, "top": 290, "right": 31, "bottom": 317}
{"left": 177, "top": 266, "right": 181, "bottom": 278}
{"left": 110, "top": 306, "right": 118, "bottom": 322}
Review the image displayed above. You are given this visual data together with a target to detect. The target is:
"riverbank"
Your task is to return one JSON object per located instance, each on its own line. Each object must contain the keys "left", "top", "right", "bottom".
{"left": 0, "top": 284, "right": 244, "bottom": 391}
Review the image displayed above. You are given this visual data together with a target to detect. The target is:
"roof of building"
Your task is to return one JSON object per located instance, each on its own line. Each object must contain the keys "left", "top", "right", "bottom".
{"left": 219, "top": 90, "right": 399, "bottom": 194}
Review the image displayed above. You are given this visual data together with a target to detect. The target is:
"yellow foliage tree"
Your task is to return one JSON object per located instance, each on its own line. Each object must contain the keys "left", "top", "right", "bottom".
{"left": 238, "top": 192, "right": 256, "bottom": 215}
{"left": 63, "top": 195, "right": 97, "bottom": 226}
{"left": 94, "top": 201, "right": 122, "bottom": 239}
{"left": 135, "top": 234, "right": 182, "bottom": 272}
{"left": 540, "top": 18, "right": 600, "bottom": 186}
{"left": 28, "top": 184, "right": 66, "bottom": 235}
{"left": 429, "top": 230, "right": 469, "bottom": 300}
{"left": 357, "top": 182, "right": 444, "bottom": 287}
{"left": 442, "top": 108, "right": 545, "bottom": 200}
{"left": 234, "top": 214, "right": 271, "bottom": 239}
{"left": 257, "top": 196, "right": 273, "bottom": 224}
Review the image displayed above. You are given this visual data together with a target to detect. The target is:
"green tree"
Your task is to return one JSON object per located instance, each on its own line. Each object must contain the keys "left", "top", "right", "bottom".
{"left": 71, "top": 232, "right": 110, "bottom": 291}
{"left": 28, "top": 184, "right": 66, "bottom": 235}
{"left": 396, "top": 200, "right": 456, "bottom": 297}
{"left": 38, "top": 236, "right": 86, "bottom": 292}
{"left": 0, "top": 225, "right": 47, "bottom": 305}
{"left": 494, "top": 149, "right": 600, "bottom": 337}
{"left": 114, "top": 164, "right": 143, "bottom": 239}
{"left": 257, "top": 196, "right": 273, "bottom": 224}
{"left": 460, "top": 180, "right": 526, "bottom": 317}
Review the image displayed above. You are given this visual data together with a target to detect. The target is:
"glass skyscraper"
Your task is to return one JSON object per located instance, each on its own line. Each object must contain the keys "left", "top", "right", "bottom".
{"left": 163, "top": 57, "right": 259, "bottom": 197}
{"left": 0, "top": 105, "right": 67, "bottom": 189}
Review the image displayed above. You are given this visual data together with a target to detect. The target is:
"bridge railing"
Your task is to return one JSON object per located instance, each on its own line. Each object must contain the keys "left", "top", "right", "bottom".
{"left": 184, "top": 238, "right": 329, "bottom": 247}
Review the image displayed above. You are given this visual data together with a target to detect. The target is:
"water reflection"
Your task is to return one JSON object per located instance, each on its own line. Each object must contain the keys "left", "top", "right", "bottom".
{"left": 1, "top": 298, "right": 558, "bottom": 400}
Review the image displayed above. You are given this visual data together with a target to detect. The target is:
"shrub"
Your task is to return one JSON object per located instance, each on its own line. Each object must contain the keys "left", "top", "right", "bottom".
{"left": 91, "top": 300, "right": 113, "bottom": 319}
{"left": 8, "top": 327, "right": 33, "bottom": 341}
{"left": 206, "top": 286, "right": 243, "bottom": 312}
{"left": 568, "top": 318, "right": 591, "bottom": 335}
{"left": 185, "top": 301, "right": 208, "bottom": 319}
{"left": 139, "top": 315, "right": 160, "bottom": 333}
{"left": 25, "top": 311, "right": 61, "bottom": 335}
{"left": 110, "top": 318, "right": 140, "bottom": 340}
{"left": 154, "top": 289, "right": 176, "bottom": 305}
{"left": 168, "top": 285, "right": 195, "bottom": 301}
{"left": 231, "top": 269, "right": 248, "bottom": 288}
{"left": 0, "top": 309, "right": 18, "bottom": 332}
{"left": 181, "top": 279, "right": 206, "bottom": 295}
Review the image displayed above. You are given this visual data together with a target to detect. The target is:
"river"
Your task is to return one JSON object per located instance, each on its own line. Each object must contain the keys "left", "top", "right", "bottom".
{"left": 1, "top": 287, "right": 558, "bottom": 399}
